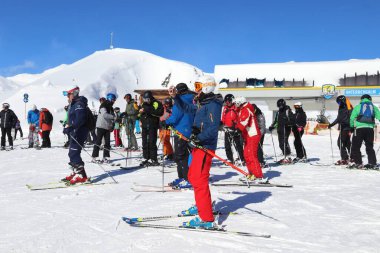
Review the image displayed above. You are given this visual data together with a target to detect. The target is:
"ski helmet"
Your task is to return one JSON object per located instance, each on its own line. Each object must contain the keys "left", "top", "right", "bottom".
{"left": 195, "top": 75, "right": 216, "bottom": 94}
{"left": 224, "top": 94, "right": 235, "bottom": 103}
{"left": 124, "top": 93, "right": 132, "bottom": 100}
{"left": 361, "top": 94, "right": 372, "bottom": 101}
{"left": 336, "top": 95, "right": 346, "bottom": 105}
{"left": 99, "top": 97, "right": 106, "bottom": 103}
{"left": 63, "top": 85, "right": 80, "bottom": 97}
{"left": 106, "top": 93, "right": 117, "bottom": 102}
{"left": 175, "top": 83, "right": 189, "bottom": 94}
{"left": 2, "top": 103, "right": 10, "bottom": 109}
{"left": 277, "top": 99, "right": 286, "bottom": 108}
{"left": 32, "top": 104, "right": 37, "bottom": 110}
{"left": 143, "top": 91, "right": 153, "bottom": 103}
{"left": 294, "top": 101, "right": 302, "bottom": 109}
{"left": 233, "top": 97, "right": 247, "bottom": 107}
{"left": 164, "top": 97, "right": 173, "bottom": 106}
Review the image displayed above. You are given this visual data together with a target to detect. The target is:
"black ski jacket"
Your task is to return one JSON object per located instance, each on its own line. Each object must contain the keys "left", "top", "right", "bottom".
{"left": 271, "top": 105, "right": 295, "bottom": 131}
{"left": 140, "top": 98, "right": 164, "bottom": 129}
{"left": 330, "top": 106, "right": 352, "bottom": 131}
{"left": 294, "top": 108, "right": 307, "bottom": 128}
{"left": 0, "top": 109, "right": 18, "bottom": 129}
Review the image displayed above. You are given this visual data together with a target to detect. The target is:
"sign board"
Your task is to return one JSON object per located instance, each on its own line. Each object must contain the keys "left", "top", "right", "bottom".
{"left": 321, "top": 84, "right": 336, "bottom": 100}
{"left": 344, "top": 88, "right": 380, "bottom": 97}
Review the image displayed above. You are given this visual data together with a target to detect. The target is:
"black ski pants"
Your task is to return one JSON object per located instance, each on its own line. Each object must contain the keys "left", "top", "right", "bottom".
{"left": 278, "top": 126, "right": 291, "bottom": 156}
{"left": 258, "top": 134, "right": 265, "bottom": 164}
{"left": 1, "top": 127, "right": 13, "bottom": 147}
{"left": 14, "top": 128, "right": 23, "bottom": 139}
{"left": 174, "top": 136, "right": 190, "bottom": 180}
{"left": 351, "top": 128, "right": 376, "bottom": 165}
{"left": 224, "top": 130, "right": 245, "bottom": 163}
{"left": 293, "top": 128, "right": 306, "bottom": 159}
{"left": 337, "top": 129, "right": 351, "bottom": 161}
{"left": 92, "top": 128, "right": 111, "bottom": 158}
{"left": 41, "top": 130, "right": 51, "bottom": 148}
{"left": 142, "top": 127, "right": 158, "bottom": 161}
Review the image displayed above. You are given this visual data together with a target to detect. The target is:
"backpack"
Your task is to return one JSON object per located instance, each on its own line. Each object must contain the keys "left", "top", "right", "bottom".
{"left": 86, "top": 107, "right": 96, "bottom": 131}
{"left": 357, "top": 102, "right": 375, "bottom": 124}
{"left": 43, "top": 111, "right": 54, "bottom": 125}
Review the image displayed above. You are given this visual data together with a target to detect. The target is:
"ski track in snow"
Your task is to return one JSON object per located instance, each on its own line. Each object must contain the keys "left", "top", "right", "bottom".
{"left": 1, "top": 132, "right": 380, "bottom": 252}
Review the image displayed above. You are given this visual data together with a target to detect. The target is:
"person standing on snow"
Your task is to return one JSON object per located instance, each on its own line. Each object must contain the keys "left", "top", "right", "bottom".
{"left": 328, "top": 95, "right": 353, "bottom": 165}
{"left": 269, "top": 99, "right": 295, "bottom": 164}
{"left": 175, "top": 75, "right": 223, "bottom": 229}
{"left": 27, "top": 104, "right": 40, "bottom": 148}
{"left": 253, "top": 104, "right": 267, "bottom": 167}
{"left": 292, "top": 102, "right": 307, "bottom": 163}
{"left": 233, "top": 97, "right": 264, "bottom": 181}
{"left": 60, "top": 105, "right": 70, "bottom": 148}
{"left": 39, "top": 108, "right": 53, "bottom": 148}
{"left": 123, "top": 94, "right": 139, "bottom": 151}
{"left": 139, "top": 91, "right": 164, "bottom": 166}
{"left": 113, "top": 107, "right": 123, "bottom": 147}
{"left": 62, "top": 86, "right": 90, "bottom": 184}
{"left": 221, "top": 94, "right": 245, "bottom": 165}
{"left": 166, "top": 83, "right": 195, "bottom": 189}
{"left": 91, "top": 93, "right": 116, "bottom": 163}
{"left": 349, "top": 94, "right": 380, "bottom": 169}
{"left": 14, "top": 119, "right": 23, "bottom": 140}
{"left": 159, "top": 97, "right": 174, "bottom": 160}
{"left": 0, "top": 103, "right": 18, "bottom": 150}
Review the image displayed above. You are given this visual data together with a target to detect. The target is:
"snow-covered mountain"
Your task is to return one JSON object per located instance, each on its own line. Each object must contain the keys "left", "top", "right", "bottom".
{"left": 0, "top": 76, "right": 21, "bottom": 102}
{"left": 1, "top": 48, "right": 204, "bottom": 125}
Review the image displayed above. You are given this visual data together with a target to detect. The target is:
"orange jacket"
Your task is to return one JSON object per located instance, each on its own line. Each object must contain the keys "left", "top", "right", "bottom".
{"left": 39, "top": 109, "right": 53, "bottom": 131}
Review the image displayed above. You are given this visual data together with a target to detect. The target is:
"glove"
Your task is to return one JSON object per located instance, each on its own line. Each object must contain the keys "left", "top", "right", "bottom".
{"left": 328, "top": 124, "right": 332, "bottom": 129}
{"left": 191, "top": 126, "right": 201, "bottom": 135}
{"left": 63, "top": 126, "right": 73, "bottom": 135}
{"left": 297, "top": 127, "right": 303, "bottom": 132}
{"left": 188, "top": 133, "right": 201, "bottom": 148}
{"left": 268, "top": 126, "right": 275, "bottom": 132}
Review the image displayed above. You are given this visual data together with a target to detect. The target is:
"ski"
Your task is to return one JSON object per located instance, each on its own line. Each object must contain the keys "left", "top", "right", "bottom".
{"left": 211, "top": 181, "right": 292, "bottom": 188}
{"left": 121, "top": 219, "right": 271, "bottom": 238}
{"left": 26, "top": 181, "right": 116, "bottom": 191}
{"left": 131, "top": 185, "right": 186, "bottom": 192}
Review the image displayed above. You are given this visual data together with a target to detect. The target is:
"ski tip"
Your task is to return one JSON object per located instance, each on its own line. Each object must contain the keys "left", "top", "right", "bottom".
{"left": 121, "top": 217, "right": 139, "bottom": 224}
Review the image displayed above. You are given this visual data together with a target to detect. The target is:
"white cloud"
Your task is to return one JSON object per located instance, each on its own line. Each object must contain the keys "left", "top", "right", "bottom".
{"left": 0, "top": 60, "right": 37, "bottom": 77}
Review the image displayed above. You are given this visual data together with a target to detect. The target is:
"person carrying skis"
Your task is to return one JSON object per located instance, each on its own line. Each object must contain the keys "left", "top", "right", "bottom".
{"left": 14, "top": 119, "right": 23, "bottom": 140}
{"left": 233, "top": 97, "right": 264, "bottom": 181}
{"left": 269, "top": 99, "right": 294, "bottom": 164}
{"left": 123, "top": 93, "right": 139, "bottom": 151}
{"left": 328, "top": 95, "right": 353, "bottom": 165}
{"left": 253, "top": 104, "right": 267, "bottom": 167}
{"left": 221, "top": 94, "right": 245, "bottom": 165}
{"left": 91, "top": 93, "right": 116, "bottom": 163}
{"left": 159, "top": 97, "right": 174, "bottom": 160}
{"left": 349, "top": 94, "right": 380, "bottom": 169}
{"left": 39, "top": 108, "right": 53, "bottom": 148}
{"left": 62, "top": 86, "right": 90, "bottom": 184}
{"left": 0, "top": 103, "right": 18, "bottom": 150}
{"left": 113, "top": 107, "right": 123, "bottom": 147}
{"left": 27, "top": 104, "right": 40, "bottom": 148}
{"left": 139, "top": 91, "right": 164, "bottom": 166}
{"left": 292, "top": 102, "right": 307, "bottom": 163}
{"left": 175, "top": 75, "right": 223, "bottom": 229}
{"left": 166, "top": 83, "right": 195, "bottom": 189}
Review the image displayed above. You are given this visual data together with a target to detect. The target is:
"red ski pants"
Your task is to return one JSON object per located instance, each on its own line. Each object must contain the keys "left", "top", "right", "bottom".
{"left": 113, "top": 129, "right": 123, "bottom": 147}
{"left": 244, "top": 134, "right": 263, "bottom": 178}
{"left": 188, "top": 148, "right": 214, "bottom": 222}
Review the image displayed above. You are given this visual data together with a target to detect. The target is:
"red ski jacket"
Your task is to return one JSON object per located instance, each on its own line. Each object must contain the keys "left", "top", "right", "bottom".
{"left": 236, "top": 102, "right": 260, "bottom": 138}
{"left": 221, "top": 105, "right": 239, "bottom": 128}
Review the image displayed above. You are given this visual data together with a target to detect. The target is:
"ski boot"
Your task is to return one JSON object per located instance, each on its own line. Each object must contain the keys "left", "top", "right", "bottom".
{"left": 278, "top": 157, "right": 292, "bottom": 165}
{"left": 140, "top": 159, "right": 150, "bottom": 167}
{"left": 364, "top": 164, "right": 379, "bottom": 170}
{"left": 335, "top": 160, "right": 349, "bottom": 166}
{"left": 183, "top": 217, "right": 217, "bottom": 229}
{"left": 69, "top": 165, "right": 88, "bottom": 185}
{"left": 181, "top": 205, "right": 198, "bottom": 216}
{"left": 9, "top": 146, "right": 13, "bottom": 150}
{"left": 1, "top": 146, "right": 5, "bottom": 151}
{"left": 168, "top": 178, "right": 183, "bottom": 187}
{"left": 176, "top": 180, "right": 193, "bottom": 189}
{"left": 102, "top": 158, "right": 111, "bottom": 164}
{"left": 149, "top": 159, "right": 160, "bottom": 166}
{"left": 347, "top": 163, "right": 364, "bottom": 170}
{"left": 260, "top": 162, "right": 269, "bottom": 168}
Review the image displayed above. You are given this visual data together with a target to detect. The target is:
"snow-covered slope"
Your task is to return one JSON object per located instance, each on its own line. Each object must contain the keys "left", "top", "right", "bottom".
{"left": 2, "top": 48, "right": 204, "bottom": 125}
{"left": 0, "top": 76, "right": 21, "bottom": 102}
{"left": 215, "top": 59, "right": 380, "bottom": 85}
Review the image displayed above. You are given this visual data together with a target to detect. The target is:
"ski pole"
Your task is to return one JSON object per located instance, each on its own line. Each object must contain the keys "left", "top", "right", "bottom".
{"left": 70, "top": 135, "right": 118, "bottom": 184}
{"left": 270, "top": 131, "right": 278, "bottom": 162}
{"left": 329, "top": 128, "right": 334, "bottom": 164}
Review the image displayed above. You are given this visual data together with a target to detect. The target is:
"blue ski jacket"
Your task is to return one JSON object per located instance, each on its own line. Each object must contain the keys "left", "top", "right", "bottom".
{"left": 27, "top": 109, "right": 40, "bottom": 125}
{"left": 166, "top": 93, "right": 195, "bottom": 138}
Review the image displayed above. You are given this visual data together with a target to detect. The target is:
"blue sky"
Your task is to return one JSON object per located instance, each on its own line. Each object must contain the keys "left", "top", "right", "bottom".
{"left": 0, "top": 0, "right": 379, "bottom": 76}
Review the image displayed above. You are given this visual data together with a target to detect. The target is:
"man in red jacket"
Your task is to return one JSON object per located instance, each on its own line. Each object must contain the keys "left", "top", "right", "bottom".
{"left": 234, "top": 97, "right": 264, "bottom": 181}
{"left": 39, "top": 108, "right": 53, "bottom": 148}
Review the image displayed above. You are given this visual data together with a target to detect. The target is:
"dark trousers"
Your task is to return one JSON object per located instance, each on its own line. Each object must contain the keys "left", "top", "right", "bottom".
{"left": 68, "top": 128, "right": 89, "bottom": 166}
{"left": 142, "top": 127, "right": 158, "bottom": 161}
{"left": 224, "top": 131, "right": 245, "bottom": 163}
{"left": 278, "top": 127, "right": 291, "bottom": 156}
{"left": 14, "top": 128, "right": 23, "bottom": 139}
{"left": 92, "top": 128, "right": 111, "bottom": 158}
{"left": 258, "top": 134, "right": 265, "bottom": 164}
{"left": 41, "top": 130, "right": 51, "bottom": 147}
{"left": 1, "top": 127, "right": 13, "bottom": 147}
{"left": 337, "top": 129, "right": 351, "bottom": 160}
{"left": 351, "top": 128, "right": 376, "bottom": 165}
{"left": 174, "top": 136, "right": 190, "bottom": 180}
{"left": 293, "top": 128, "right": 306, "bottom": 159}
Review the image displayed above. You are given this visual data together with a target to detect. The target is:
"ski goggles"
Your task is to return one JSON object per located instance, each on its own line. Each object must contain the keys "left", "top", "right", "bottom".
{"left": 194, "top": 82, "right": 203, "bottom": 93}
{"left": 62, "top": 91, "right": 69, "bottom": 96}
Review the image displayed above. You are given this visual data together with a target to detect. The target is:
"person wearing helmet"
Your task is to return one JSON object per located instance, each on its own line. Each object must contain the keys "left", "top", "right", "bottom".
{"left": 166, "top": 83, "right": 196, "bottom": 189}
{"left": 268, "top": 99, "right": 295, "bottom": 164}
{"left": 123, "top": 93, "right": 139, "bottom": 151}
{"left": 113, "top": 107, "right": 123, "bottom": 147}
{"left": 91, "top": 93, "right": 116, "bottom": 163}
{"left": 176, "top": 75, "right": 223, "bottom": 229}
{"left": 292, "top": 102, "right": 307, "bottom": 163}
{"left": 221, "top": 94, "right": 245, "bottom": 165}
{"left": 62, "top": 85, "right": 90, "bottom": 184}
{"left": 0, "top": 103, "right": 18, "bottom": 150}
{"left": 349, "top": 94, "right": 380, "bottom": 169}
{"left": 234, "top": 97, "right": 264, "bottom": 181}
{"left": 27, "top": 104, "right": 41, "bottom": 148}
{"left": 328, "top": 95, "right": 353, "bottom": 165}
{"left": 139, "top": 90, "right": 164, "bottom": 166}
{"left": 158, "top": 97, "right": 174, "bottom": 160}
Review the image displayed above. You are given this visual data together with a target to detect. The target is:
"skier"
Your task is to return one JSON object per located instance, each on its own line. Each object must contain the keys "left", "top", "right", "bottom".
{"left": 292, "top": 102, "right": 307, "bottom": 163}
{"left": 62, "top": 86, "right": 90, "bottom": 184}
{"left": 221, "top": 94, "right": 245, "bottom": 165}
{"left": 328, "top": 95, "right": 353, "bottom": 165}
{"left": 253, "top": 104, "right": 267, "bottom": 167}
{"left": 139, "top": 91, "right": 164, "bottom": 166}
{"left": 159, "top": 97, "right": 174, "bottom": 160}
{"left": 349, "top": 94, "right": 380, "bottom": 169}
{"left": 0, "top": 103, "right": 18, "bottom": 150}
{"left": 123, "top": 93, "right": 139, "bottom": 151}
{"left": 27, "top": 104, "right": 40, "bottom": 148}
{"left": 166, "top": 83, "right": 195, "bottom": 188}
{"left": 91, "top": 93, "right": 116, "bottom": 163}
{"left": 39, "top": 108, "right": 53, "bottom": 148}
{"left": 269, "top": 99, "right": 294, "bottom": 164}
{"left": 113, "top": 107, "right": 123, "bottom": 147}
{"left": 175, "top": 75, "right": 223, "bottom": 229}
{"left": 234, "top": 97, "right": 264, "bottom": 181}
{"left": 14, "top": 119, "right": 23, "bottom": 140}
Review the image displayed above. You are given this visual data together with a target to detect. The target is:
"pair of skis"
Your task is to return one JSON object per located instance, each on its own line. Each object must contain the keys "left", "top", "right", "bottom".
{"left": 26, "top": 179, "right": 116, "bottom": 191}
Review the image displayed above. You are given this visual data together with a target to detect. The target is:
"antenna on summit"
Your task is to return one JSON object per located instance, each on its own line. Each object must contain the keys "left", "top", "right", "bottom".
{"left": 110, "top": 32, "right": 114, "bottom": 49}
